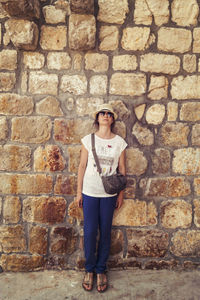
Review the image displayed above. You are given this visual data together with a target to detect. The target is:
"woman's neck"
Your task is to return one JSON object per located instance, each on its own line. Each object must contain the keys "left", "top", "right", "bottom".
{"left": 96, "top": 126, "right": 114, "bottom": 139}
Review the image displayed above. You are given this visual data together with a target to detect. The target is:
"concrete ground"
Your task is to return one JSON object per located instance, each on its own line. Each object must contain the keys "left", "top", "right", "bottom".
{"left": 0, "top": 269, "right": 200, "bottom": 300}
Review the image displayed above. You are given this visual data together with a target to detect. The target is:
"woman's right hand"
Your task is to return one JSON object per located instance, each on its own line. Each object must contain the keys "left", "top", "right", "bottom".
{"left": 76, "top": 193, "right": 83, "bottom": 208}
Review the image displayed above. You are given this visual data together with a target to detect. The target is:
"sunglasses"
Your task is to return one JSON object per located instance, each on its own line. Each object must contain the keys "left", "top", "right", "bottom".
{"left": 98, "top": 111, "right": 114, "bottom": 118}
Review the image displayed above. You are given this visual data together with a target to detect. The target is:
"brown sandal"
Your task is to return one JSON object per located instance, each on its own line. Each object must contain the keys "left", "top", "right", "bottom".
{"left": 96, "top": 273, "right": 108, "bottom": 293}
{"left": 82, "top": 272, "right": 94, "bottom": 292}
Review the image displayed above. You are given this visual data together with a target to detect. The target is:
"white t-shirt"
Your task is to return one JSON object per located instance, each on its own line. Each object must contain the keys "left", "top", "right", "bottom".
{"left": 81, "top": 133, "right": 127, "bottom": 197}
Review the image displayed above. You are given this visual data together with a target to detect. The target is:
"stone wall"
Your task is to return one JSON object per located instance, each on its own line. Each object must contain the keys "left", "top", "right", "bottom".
{"left": 0, "top": 0, "right": 200, "bottom": 272}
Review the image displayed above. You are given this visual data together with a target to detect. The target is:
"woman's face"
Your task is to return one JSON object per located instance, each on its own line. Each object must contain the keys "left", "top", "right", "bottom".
{"left": 97, "top": 111, "right": 114, "bottom": 127}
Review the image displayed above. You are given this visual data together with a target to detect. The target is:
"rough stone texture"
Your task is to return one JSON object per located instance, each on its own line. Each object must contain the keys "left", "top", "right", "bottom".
{"left": 109, "top": 100, "right": 130, "bottom": 121}
{"left": 98, "top": 0, "right": 129, "bottom": 24}
{"left": 89, "top": 75, "right": 107, "bottom": 95}
{"left": 180, "top": 102, "right": 200, "bottom": 122}
{"left": 167, "top": 102, "right": 178, "bottom": 121}
{"left": 40, "top": 25, "right": 67, "bottom": 50}
{"left": 194, "top": 199, "right": 200, "bottom": 227}
{"left": 122, "top": 27, "right": 155, "bottom": 51}
{"left": 0, "top": 72, "right": 16, "bottom": 91}
{"left": 172, "top": 148, "right": 200, "bottom": 175}
{"left": 23, "top": 197, "right": 66, "bottom": 224}
{"left": 193, "top": 28, "right": 200, "bottom": 53}
{"left": 29, "top": 71, "right": 58, "bottom": 95}
{"left": 113, "top": 121, "right": 126, "bottom": 139}
{"left": 36, "top": 96, "right": 63, "bottom": 116}
{"left": 171, "top": 230, "right": 200, "bottom": 256}
{"left": 29, "top": 225, "right": 48, "bottom": 255}
{"left": 67, "top": 146, "right": 81, "bottom": 173}
{"left": 0, "top": 145, "right": 31, "bottom": 171}
{"left": 194, "top": 178, "right": 200, "bottom": 195}
{"left": 148, "top": 75, "right": 168, "bottom": 100}
{"left": 3, "top": 196, "right": 21, "bottom": 224}
{"left": 171, "top": 0, "right": 199, "bottom": 26}
{"left": 50, "top": 227, "right": 77, "bottom": 254}
{"left": 0, "top": 49, "right": 17, "bottom": 70}
{"left": 85, "top": 53, "right": 109, "bottom": 72}
{"left": 110, "top": 230, "right": 124, "bottom": 256}
{"left": 0, "top": 117, "right": 8, "bottom": 140}
{"left": 76, "top": 97, "right": 103, "bottom": 116}
{"left": 11, "top": 116, "right": 52, "bottom": 143}
{"left": 112, "top": 55, "right": 137, "bottom": 71}
{"left": 127, "top": 229, "right": 169, "bottom": 257}
{"left": 68, "top": 14, "right": 96, "bottom": 50}
{"left": 160, "top": 200, "right": 192, "bottom": 229}
{"left": 126, "top": 148, "right": 148, "bottom": 176}
{"left": 4, "top": 19, "right": 39, "bottom": 50}
{"left": 60, "top": 75, "right": 87, "bottom": 95}
{"left": 54, "top": 175, "right": 77, "bottom": 196}
{"left": 135, "top": 104, "right": 146, "bottom": 120}
{"left": 0, "top": 225, "right": 26, "bottom": 253}
{"left": 43, "top": 5, "right": 66, "bottom": 24}
{"left": 183, "top": 54, "right": 196, "bottom": 73}
{"left": 151, "top": 149, "right": 170, "bottom": 175}
{"left": 68, "top": 201, "right": 83, "bottom": 221}
{"left": 1, "top": 0, "right": 40, "bottom": 19}
{"left": 0, "top": 254, "right": 45, "bottom": 272}
{"left": 47, "top": 52, "right": 71, "bottom": 70}
{"left": 192, "top": 124, "right": 200, "bottom": 146}
{"left": 132, "top": 122, "right": 154, "bottom": 146}
{"left": 146, "top": 104, "right": 165, "bottom": 125}
{"left": 0, "top": 93, "right": 33, "bottom": 115}
{"left": 23, "top": 52, "right": 45, "bottom": 69}
{"left": 160, "top": 122, "right": 189, "bottom": 147}
{"left": 70, "top": 0, "right": 94, "bottom": 14}
{"left": 99, "top": 26, "right": 119, "bottom": 51}
{"left": 110, "top": 73, "right": 146, "bottom": 96}
{"left": 171, "top": 76, "right": 200, "bottom": 99}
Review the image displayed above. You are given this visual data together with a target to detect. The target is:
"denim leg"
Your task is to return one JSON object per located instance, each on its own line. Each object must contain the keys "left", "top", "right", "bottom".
{"left": 96, "top": 196, "right": 117, "bottom": 274}
{"left": 82, "top": 194, "right": 99, "bottom": 273}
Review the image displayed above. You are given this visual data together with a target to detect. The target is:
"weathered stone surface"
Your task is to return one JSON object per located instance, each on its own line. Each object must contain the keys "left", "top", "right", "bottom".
{"left": 148, "top": 75, "right": 168, "bottom": 100}
{"left": 21, "top": 70, "right": 28, "bottom": 94}
{"left": 193, "top": 28, "right": 200, "bottom": 53}
{"left": 167, "top": 102, "right": 178, "bottom": 121}
{"left": 180, "top": 102, "right": 200, "bottom": 122}
{"left": 60, "top": 75, "right": 87, "bottom": 95}
{"left": 110, "top": 230, "right": 124, "bottom": 256}
{"left": 43, "top": 5, "right": 67, "bottom": 24}
{"left": 4, "top": 19, "right": 38, "bottom": 50}
{"left": 192, "top": 124, "right": 200, "bottom": 146}
{"left": 113, "top": 200, "right": 157, "bottom": 226}
{"left": 113, "top": 121, "right": 126, "bottom": 139}
{"left": 50, "top": 227, "right": 77, "bottom": 254}
{"left": 11, "top": 116, "right": 52, "bottom": 143}
{"left": 124, "top": 178, "right": 136, "bottom": 200}
{"left": 76, "top": 97, "right": 103, "bottom": 116}
{"left": 151, "top": 149, "right": 170, "bottom": 175}
{"left": 127, "top": 229, "right": 169, "bottom": 257}
{"left": 143, "top": 177, "right": 191, "bottom": 198}
{"left": 194, "top": 199, "right": 200, "bottom": 227}
{"left": 134, "top": 104, "right": 146, "bottom": 120}
{"left": 194, "top": 178, "right": 200, "bottom": 195}
{"left": 54, "top": 118, "right": 93, "bottom": 144}
{"left": 110, "top": 73, "right": 146, "bottom": 96}
{"left": 29, "top": 225, "right": 48, "bottom": 255}
{"left": 0, "top": 254, "right": 45, "bottom": 272}
{"left": 3, "top": 196, "right": 21, "bottom": 224}
{"left": 171, "top": 230, "right": 200, "bottom": 256}
{"left": 68, "top": 201, "right": 83, "bottom": 221}
{"left": 160, "top": 122, "right": 189, "bottom": 147}
{"left": 171, "top": 0, "right": 199, "bottom": 26}
{"left": 0, "top": 145, "right": 31, "bottom": 171}
{"left": 67, "top": 145, "right": 81, "bottom": 173}
{"left": 112, "top": 55, "right": 137, "bottom": 71}
{"left": 122, "top": 27, "right": 155, "bottom": 51}
{"left": 99, "top": 26, "right": 119, "bottom": 51}
{"left": 23, "top": 52, "right": 45, "bottom": 69}
{"left": 72, "top": 53, "right": 82, "bottom": 70}
{"left": 132, "top": 122, "right": 154, "bottom": 146}
{"left": 145, "top": 260, "right": 179, "bottom": 270}
{"left": 171, "top": 76, "right": 200, "bottom": 99}
{"left": 40, "top": 25, "right": 67, "bottom": 50}
{"left": 0, "top": 225, "right": 26, "bottom": 253}
{"left": 183, "top": 54, "right": 196, "bottom": 73}
{"left": 0, "top": 93, "right": 33, "bottom": 115}
{"left": 134, "top": 0, "right": 169, "bottom": 26}
{"left": 85, "top": 53, "right": 109, "bottom": 72}
{"left": 54, "top": 175, "right": 77, "bottom": 195}
{"left": 0, "top": 72, "right": 16, "bottom": 91}
{"left": 0, "top": 117, "right": 8, "bottom": 140}
{"left": 0, "top": 3, "right": 8, "bottom": 18}
{"left": 98, "top": 0, "right": 129, "bottom": 24}
{"left": 140, "top": 53, "right": 180, "bottom": 75}
{"left": 173, "top": 148, "right": 200, "bottom": 175}
{"left": 29, "top": 71, "right": 58, "bottom": 95}
{"left": 161, "top": 200, "right": 192, "bottom": 229}
{"left": 90, "top": 75, "right": 107, "bottom": 95}
{"left": 0, "top": 49, "right": 17, "bottom": 70}
{"left": 34, "top": 145, "right": 65, "bottom": 172}
{"left": 109, "top": 100, "right": 130, "bottom": 121}
{"left": 146, "top": 104, "right": 165, "bottom": 125}
{"left": 47, "top": 52, "right": 71, "bottom": 70}
{"left": 36, "top": 96, "right": 63, "bottom": 116}
{"left": 1, "top": 0, "right": 40, "bottom": 19}
{"left": 54, "top": 0, "right": 71, "bottom": 14}
{"left": 126, "top": 148, "right": 148, "bottom": 176}
{"left": 69, "top": 14, "right": 96, "bottom": 50}
{"left": 23, "top": 196, "right": 66, "bottom": 224}
{"left": 70, "top": 0, "right": 94, "bottom": 14}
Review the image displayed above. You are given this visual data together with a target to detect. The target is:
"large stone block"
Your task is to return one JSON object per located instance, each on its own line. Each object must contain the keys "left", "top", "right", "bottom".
{"left": 11, "top": 116, "right": 52, "bottom": 143}
{"left": 85, "top": 53, "right": 109, "bottom": 72}
{"left": 171, "top": 230, "right": 200, "bottom": 256}
{"left": 183, "top": 54, "right": 196, "bottom": 73}
{"left": 60, "top": 75, "right": 87, "bottom": 95}
{"left": 69, "top": 14, "right": 96, "bottom": 50}
{"left": 36, "top": 96, "right": 63, "bottom": 116}
{"left": 29, "top": 71, "right": 58, "bottom": 95}
{"left": 0, "top": 73, "right": 16, "bottom": 91}
{"left": 193, "top": 28, "right": 200, "bottom": 53}
{"left": 193, "top": 199, "right": 200, "bottom": 227}
{"left": 3, "top": 196, "right": 21, "bottom": 224}
{"left": 23, "top": 52, "right": 45, "bottom": 69}
{"left": 146, "top": 104, "right": 165, "bottom": 125}
{"left": 110, "top": 230, "right": 124, "bottom": 256}
{"left": 109, "top": 100, "right": 130, "bottom": 121}
{"left": 159, "top": 122, "right": 189, "bottom": 147}
{"left": 148, "top": 75, "right": 168, "bottom": 100}
{"left": 29, "top": 225, "right": 48, "bottom": 255}
{"left": 43, "top": 5, "right": 67, "bottom": 24}
{"left": 99, "top": 26, "right": 119, "bottom": 51}
{"left": 67, "top": 145, "right": 81, "bottom": 173}
{"left": 1, "top": 0, "right": 40, "bottom": 19}
{"left": 23, "top": 196, "right": 66, "bottom": 224}
{"left": 180, "top": 102, "right": 200, "bottom": 122}
{"left": 132, "top": 122, "right": 154, "bottom": 146}
{"left": 4, "top": 19, "right": 39, "bottom": 50}
{"left": 194, "top": 178, "right": 200, "bottom": 195}
{"left": 89, "top": 75, "right": 107, "bottom": 95}
{"left": 0, "top": 254, "right": 45, "bottom": 272}
{"left": 126, "top": 148, "right": 148, "bottom": 176}
{"left": 0, "top": 145, "right": 31, "bottom": 171}
{"left": 40, "top": 25, "right": 67, "bottom": 50}
{"left": 68, "top": 201, "right": 83, "bottom": 221}
{"left": 0, "top": 49, "right": 17, "bottom": 70}
{"left": 127, "top": 229, "right": 169, "bottom": 257}
{"left": 171, "top": 0, "right": 199, "bottom": 26}
{"left": 171, "top": 75, "right": 200, "bottom": 99}
{"left": 70, "top": 0, "right": 94, "bottom": 14}
{"left": 151, "top": 149, "right": 170, "bottom": 175}
{"left": 50, "top": 227, "right": 77, "bottom": 254}
{"left": 98, "top": 0, "right": 129, "bottom": 24}
{"left": 47, "top": 52, "right": 71, "bottom": 70}
{"left": 140, "top": 53, "right": 180, "bottom": 75}
{"left": 173, "top": 148, "right": 200, "bottom": 175}
{"left": 167, "top": 102, "right": 178, "bottom": 122}
{"left": 121, "top": 27, "right": 155, "bottom": 51}
{"left": 0, "top": 225, "right": 26, "bottom": 253}
{"left": 76, "top": 97, "right": 103, "bottom": 116}
{"left": 0, "top": 117, "right": 8, "bottom": 140}
{"left": 54, "top": 175, "right": 77, "bottom": 195}
{"left": 192, "top": 124, "right": 200, "bottom": 146}
{"left": 0, "top": 93, "right": 33, "bottom": 115}
{"left": 110, "top": 73, "right": 146, "bottom": 96}
{"left": 112, "top": 55, "right": 137, "bottom": 71}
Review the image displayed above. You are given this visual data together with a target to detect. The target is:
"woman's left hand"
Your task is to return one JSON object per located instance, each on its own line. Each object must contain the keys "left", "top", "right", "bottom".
{"left": 116, "top": 191, "right": 123, "bottom": 209}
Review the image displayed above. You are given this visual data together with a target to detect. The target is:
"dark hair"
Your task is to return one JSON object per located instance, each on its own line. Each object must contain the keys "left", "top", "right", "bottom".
{"left": 93, "top": 112, "right": 116, "bottom": 131}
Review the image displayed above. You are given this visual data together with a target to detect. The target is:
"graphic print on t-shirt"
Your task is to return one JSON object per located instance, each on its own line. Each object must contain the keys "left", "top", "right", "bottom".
{"left": 95, "top": 144, "right": 114, "bottom": 176}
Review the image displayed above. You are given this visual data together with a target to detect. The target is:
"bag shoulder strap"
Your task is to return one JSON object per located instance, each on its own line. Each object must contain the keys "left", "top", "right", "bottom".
{"left": 91, "top": 133, "right": 102, "bottom": 175}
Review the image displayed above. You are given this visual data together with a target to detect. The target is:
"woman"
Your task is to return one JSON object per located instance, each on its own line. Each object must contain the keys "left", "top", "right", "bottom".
{"left": 76, "top": 103, "right": 127, "bottom": 293}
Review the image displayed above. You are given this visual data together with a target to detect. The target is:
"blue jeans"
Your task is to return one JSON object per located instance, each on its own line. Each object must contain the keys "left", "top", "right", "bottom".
{"left": 82, "top": 194, "right": 117, "bottom": 274}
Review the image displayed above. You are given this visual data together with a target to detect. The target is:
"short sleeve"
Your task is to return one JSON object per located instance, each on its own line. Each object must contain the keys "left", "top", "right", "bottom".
{"left": 119, "top": 136, "right": 127, "bottom": 154}
{"left": 81, "top": 134, "right": 91, "bottom": 152}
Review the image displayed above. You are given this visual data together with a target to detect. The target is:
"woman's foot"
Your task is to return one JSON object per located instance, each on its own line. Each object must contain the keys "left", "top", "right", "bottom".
{"left": 82, "top": 272, "right": 94, "bottom": 291}
{"left": 96, "top": 273, "right": 108, "bottom": 293}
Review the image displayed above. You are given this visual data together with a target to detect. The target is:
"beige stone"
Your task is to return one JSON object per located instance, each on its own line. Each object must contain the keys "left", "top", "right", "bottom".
{"left": 113, "top": 199, "right": 157, "bottom": 226}
{"left": 4, "top": 19, "right": 38, "bottom": 50}
{"left": 21, "top": 70, "right": 28, "bottom": 94}
{"left": 192, "top": 124, "right": 200, "bottom": 146}
{"left": 73, "top": 53, "right": 82, "bottom": 71}
{"left": 194, "top": 178, "right": 200, "bottom": 195}
{"left": 85, "top": 53, "right": 109, "bottom": 72}
{"left": 0, "top": 225, "right": 26, "bottom": 253}
{"left": 55, "top": 0, "right": 71, "bottom": 14}
{"left": 167, "top": 102, "right": 178, "bottom": 121}
{"left": 54, "top": 175, "right": 77, "bottom": 195}
{"left": 122, "top": 27, "right": 155, "bottom": 51}
{"left": 23, "top": 52, "right": 45, "bottom": 69}
{"left": 60, "top": 75, "right": 87, "bottom": 95}
{"left": 3, "top": 196, "right": 21, "bottom": 224}
{"left": 171, "top": 76, "right": 200, "bottom": 99}
{"left": 126, "top": 148, "right": 148, "bottom": 176}
{"left": 113, "top": 121, "right": 126, "bottom": 139}
{"left": 140, "top": 53, "right": 180, "bottom": 75}
{"left": 0, "top": 49, "right": 17, "bottom": 70}
{"left": 148, "top": 75, "right": 168, "bottom": 100}
{"left": 29, "top": 225, "right": 48, "bottom": 255}
{"left": 90, "top": 75, "right": 107, "bottom": 95}
{"left": 98, "top": 0, "right": 129, "bottom": 24}
{"left": 69, "top": 14, "right": 96, "bottom": 50}
{"left": 0, "top": 117, "right": 8, "bottom": 140}
{"left": 146, "top": 104, "right": 165, "bottom": 125}
{"left": 47, "top": 52, "right": 71, "bottom": 70}
{"left": 171, "top": 230, "right": 200, "bottom": 256}
{"left": 40, "top": 25, "right": 67, "bottom": 50}
{"left": 50, "top": 227, "right": 77, "bottom": 255}
{"left": 36, "top": 96, "right": 63, "bottom": 116}
{"left": 70, "top": 0, "right": 94, "bottom": 14}
{"left": 193, "top": 28, "right": 200, "bottom": 53}
{"left": 0, "top": 254, "right": 45, "bottom": 272}
{"left": 180, "top": 102, "right": 200, "bottom": 122}
{"left": 23, "top": 196, "right": 66, "bottom": 224}
{"left": 151, "top": 149, "right": 170, "bottom": 175}
{"left": 160, "top": 122, "right": 189, "bottom": 147}
{"left": 0, "top": 145, "right": 31, "bottom": 171}
{"left": 0, "top": 3, "right": 8, "bottom": 18}
{"left": 110, "top": 73, "right": 146, "bottom": 96}
{"left": 134, "top": 104, "right": 146, "bottom": 120}
{"left": 76, "top": 97, "right": 103, "bottom": 117}
{"left": 171, "top": 0, "right": 199, "bottom": 26}
{"left": 132, "top": 122, "right": 154, "bottom": 146}
{"left": 0, "top": 72, "right": 16, "bottom": 92}
{"left": 1, "top": 0, "right": 40, "bottom": 19}
{"left": 29, "top": 71, "right": 58, "bottom": 95}
{"left": 183, "top": 54, "right": 196, "bottom": 73}
{"left": 99, "top": 26, "right": 119, "bottom": 51}
{"left": 67, "top": 145, "right": 81, "bottom": 173}
{"left": 173, "top": 148, "right": 200, "bottom": 175}
{"left": 0, "top": 93, "right": 33, "bottom": 115}
{"left": 194, "top": 199, "right": 200, "bottom": 227}
{"left": 109, "top": 100, "right": 130, "bottom": 121}
{"left": 158, "top": 27, "right": 192, "bottom": 53}
{"left": 68, "top": 201, "right": 83, "bottom": 221}
{"left": 112, "top": 55, "right": 137, "bottom": 71}
{"left": 161, "top": 200, "right": 192, "bottom": 229}
{"left": 43, "top": 5, "right": 66, "bottom": 24}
